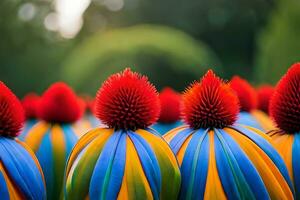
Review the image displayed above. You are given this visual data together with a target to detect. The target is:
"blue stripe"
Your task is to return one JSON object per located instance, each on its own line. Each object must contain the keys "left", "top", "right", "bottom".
{"left": 232, "top": 125, "right": 294, "bottom": 193}
{"left": 19, "top": 119, "right": 38, "bottom": 141}
{"left": 292, "top": 133, "right": 300, "bottom": 197}
{"left": 235, "top": 112, "right": 263, "bottom": 131}
{"left": 62, "top": 125, "right": 78, "bottom": 160}
{"left": 169, "top": 128, "right": 195, "bottom": 155}
{"left": 129, "top": 131, "right": 161, "bottom": 200}
{"left": 214, "top": 130, "right": 242, "bottom": 199}
{"left": 89, "top": 130, "right": 124, "bottom": 200}
{"left": 179, "top": 129, "right": 208, "bottom": 200}
{"left": 217, "top": 129, "right": 269, "bottom": 199}
{"left": 36, "top": 130, "right": 54, "bottom": 200}
{"left": 105, "top": 132, "right": 126, "bottom": 199}
{"left": 0, "top": 171, "right": 9, "bottom": 200}
{"left": 0, "top": 137, "right": 46, "bottom": 200}
{"left": 191, "top": 130, "right": 209, "bottom": 199}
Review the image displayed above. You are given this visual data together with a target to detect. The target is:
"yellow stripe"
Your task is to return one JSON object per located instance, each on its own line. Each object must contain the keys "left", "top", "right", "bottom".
{"left": 118, "top": 136, "right": 153, "bottom": 199}
{"left": 270, "top": 133, "right": 294, "bottom": 183}
{"left": 135, "top": 129, "right": 181, "bottom": 199}
{"left": 25, "top": 121, "right": 50, "bottom": 152}
{"left": 15, "top": 139, "right": 46, "bottom": 186}
{"left": 203, "top": 130, "right": 226, "bottom": 200}
{"left": 50, "top": 124, "right": 66, "bottom": 197}
{"left": 66, "top": 128, "right": 113, "bottom": 191}
{"left": 0, "top": 161, "right": 23, "bottom": 200}
{"left": 136, "top": 129, "right": 178, "bottom": 167}
{"left": 251, "top": 110, "right": 276, "bottom": 132}
{"left": 224, "top": 128, "right": 293, "bottom": 199}
{"left": 66, "top": 128, "right": 113, "bottom": 175}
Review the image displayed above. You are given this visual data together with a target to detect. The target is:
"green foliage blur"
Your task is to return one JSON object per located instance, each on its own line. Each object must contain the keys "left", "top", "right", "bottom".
{"left": 255, "top": 0, "right": 300, "bottom": 84}
{"left": 1, "top": 0, "right": 298, "bottom": 96}
{"left": 62, "top": 25, "right": 221, "bottom": 93}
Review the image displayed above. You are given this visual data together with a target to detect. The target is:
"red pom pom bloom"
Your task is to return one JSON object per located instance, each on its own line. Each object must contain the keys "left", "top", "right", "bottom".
{"left": 21, "top": 93, "right": 40, "bottom": 119}
{"left": 257, "top": 85, "right": 274, "bottom": 114}
{"left": 158, "top": 87, "right": 181, "bottom": 123}
{"left": 270, "top": 63, "right": 300, "bottom": 133}
{"left": 0, "top": 82, "right": 25, "bottom": 137}
{"left": 38, "top": 82, "right": 82, "bottom": 123}
{"left": 95, "top": 68, "right": 160, "bottom": 130}
{"left": 182, "top": 70, "right": 239, "bottom": 129}
{"left": 230, "top": 76, "right": 257, "bottom": 112}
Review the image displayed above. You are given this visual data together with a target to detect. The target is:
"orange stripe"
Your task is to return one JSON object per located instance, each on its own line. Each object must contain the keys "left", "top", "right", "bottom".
{"left": 118, "top": 136, "right": 152, "bottom": 199}
{"left": 176, "top": 134, "right": 193, "bottom": 166}
{"left": 270, "top": 133, "right": 294, "bottom": 183}
{"left": 25, "top": 121, "right": 50, "bottom": 152}
{"left": 66, "top": 128, "right": 113, "bottom": 175}
{"left": 0, "top": 161, "right": 24, "bottom": 200}
{"left": 203, "top": 130, "right": 226, "bottom": 200}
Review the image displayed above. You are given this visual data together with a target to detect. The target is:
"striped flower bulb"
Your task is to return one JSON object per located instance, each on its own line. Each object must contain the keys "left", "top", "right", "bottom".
{"left": 0, "top": 82, "right": 46, "bottom": 199}
{"left": 230, "top": 76, "right": 273, "bottom": 131}
{"left": 152, "top": 87, "right": 183, "bottom": 135}
{"left": 24, "top": 82, "right": 82, "bottom": 200}
{"left": 64, "top": 68, "right": 181, "bottom": 199}
{"left": 269, "top": 63, "right": 300, "bottom": 197}
{"left": 163, "top": 70, "right": 294, "bottom": 199}
{"left": 18, "top": 93, "right": 40, "bottom": 140}
{"left": 73, "top": 96, "right": 103, "bottom": 137}
{"left": 252, "top": 85, "right": 276, "bottom": 131}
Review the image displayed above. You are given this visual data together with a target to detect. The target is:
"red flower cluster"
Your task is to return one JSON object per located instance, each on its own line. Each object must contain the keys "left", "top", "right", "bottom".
{"left": 95, "top": 68, "right": 160, "bottom": 130}
{"left": 182, "top": 70, "right": 239, "bottom": 129}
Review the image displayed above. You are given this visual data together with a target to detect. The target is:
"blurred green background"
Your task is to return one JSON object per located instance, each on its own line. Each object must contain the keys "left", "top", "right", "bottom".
{"left": 0, "top": 0, "right": 299, "bottom": 96}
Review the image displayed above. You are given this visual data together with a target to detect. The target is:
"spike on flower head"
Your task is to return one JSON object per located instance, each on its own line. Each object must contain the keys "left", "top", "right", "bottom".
{"left": 230, "top": 76, "right": 257, "bottom": 112}
{"left": 257, "top": 85, "right": 274, "bottom": 114}
{"left": 0, "top": 82, "right": 25, "bottom": 137}
{"left": 95, "top": 68, "right": 160, "bottom": 130}
{"left": 182, "top": 70, "right": 239, "bottom": 129}
{"left": 158, "top": 87, "right": 181, "bottom": 123}
{"left": 21, "top": 93, "right": 40, "bottom": 119}
{"left": 38, "top": 82, "right": 82, "bottom": 123}
{"left": 270, "top": 63, "right": 300, "bottom": 133}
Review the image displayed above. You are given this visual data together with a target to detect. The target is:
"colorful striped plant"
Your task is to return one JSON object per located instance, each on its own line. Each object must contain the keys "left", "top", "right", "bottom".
{"left": 152, "top": 87, "right": 183, "bottom": 135}
{"left": 269, "top": 63, "right": 300, "bottom": 197}
{"left": 164, "top": 70, "right": 294, "bottom": 199}
{"left": 230, "top": 76, "right": 275, "bottom": 131}
{"left": 64, "top": 69, "right": 181, "bottom": 199}
{"left": 0, "top": 82, "right": 46, "bottom": 199}
{"left": 24, "top": 82, "right": 81, "bottom": 200}
{"left": 18, "top": 93, "right": 40, "bottom": 140}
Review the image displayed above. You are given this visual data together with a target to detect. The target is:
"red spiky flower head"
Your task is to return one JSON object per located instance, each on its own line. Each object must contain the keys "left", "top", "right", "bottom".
{"left": 95, "top": 68, "right": 160, "bottom": 130}
{"left": 182, "top": 70, "right": 239, "bottom": 129}
{"left": 38, "top": 82, "right": 82, "bottom": 124}
{"left": 257, "top": 85, "right": 274, "bottom": 114}
{"left": 21, "top": 93, "right": 40, "bottom": 119}
{"left": 270, "top": 63, "right": 300, "bottom": 133}
{"left": 0, "top": 82, "right": 25, "bottom": 137}
{"left": 158, "top": 87, "right": 181, "bottom": 123}
{"left": 230, "top": 76, "right": 257, "bottom": 112}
